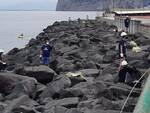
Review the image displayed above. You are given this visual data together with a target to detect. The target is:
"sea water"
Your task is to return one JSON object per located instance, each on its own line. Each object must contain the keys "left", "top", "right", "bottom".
{"left": 0, "top": 11, "right": 101, "bottom": 53}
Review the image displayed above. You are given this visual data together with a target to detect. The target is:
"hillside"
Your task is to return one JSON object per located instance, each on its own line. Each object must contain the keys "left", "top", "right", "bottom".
{"left": 56, "top": 0, "right": 150, "bottom": 11}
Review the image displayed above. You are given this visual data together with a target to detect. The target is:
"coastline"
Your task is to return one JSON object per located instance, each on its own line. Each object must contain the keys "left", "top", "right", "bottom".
{"left": 0, "top": 11, "right": 98, "bottom": 53}
{"left": 1, "top": 18, "right": 150, "bottom": 113}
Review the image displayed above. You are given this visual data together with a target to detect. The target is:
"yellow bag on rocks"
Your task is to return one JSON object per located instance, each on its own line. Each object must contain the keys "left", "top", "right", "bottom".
{"left": 130, "top": 41, "right": 137, "bottom": 47}
{"left": 65, "top": 72, "right": 86, "bottom": 80}
{"left": 132, "top": 46, "right": 142, "bottom": 53}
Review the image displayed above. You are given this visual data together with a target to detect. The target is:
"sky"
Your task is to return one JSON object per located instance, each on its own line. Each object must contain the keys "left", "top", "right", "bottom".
{"left": 0, "top": 0, "right": 58, "bottom": 10}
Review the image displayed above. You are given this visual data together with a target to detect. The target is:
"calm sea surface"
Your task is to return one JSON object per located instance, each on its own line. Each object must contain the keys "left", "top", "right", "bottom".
{"left": 0, "top": 11, "right": 101, "bottom": 53}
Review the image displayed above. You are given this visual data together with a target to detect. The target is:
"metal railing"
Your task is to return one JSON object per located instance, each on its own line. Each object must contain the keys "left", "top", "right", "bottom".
{"left": 96, "top": 16, "right": 150, "bottom": 38}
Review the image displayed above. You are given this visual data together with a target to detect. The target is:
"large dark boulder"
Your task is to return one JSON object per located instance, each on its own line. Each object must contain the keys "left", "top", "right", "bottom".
{"left": 0, "top": 73, "right": 37, "bottom": 96}
{"left": 57, "top": 62, "right": 76, "bottom": 73}
{"left": 7, "top": 48, "right": 20, "bottom": 56}
{"left": 129, "top": 60, "right": 150, "bottom": 69}
{"left": 103, "top": 50, "right": 117, "bottom": 63}
{"left": 34, "top": 83, "right": 47, "bottom": 100}
{"left": 81, "top": 60, "right": 97, "bottom": 69}
{"left": 108, "top": 83, "right": 141, "bottom": 99}
{"left": 78, "top": 97, "right": 132, "bottom": 112}
{"left": 136, "top": 38, "right": 150, "bottom": 46}
{"left": 60, "top": 81, "right": 107, "bottom": 99}
{"left": 3, "top": 95, "right": 38, "bottom": 113}
{"left": 59, "top": 87, "right": 84, "bottom": 99}
{"left": 55, "top": 57, "right": 76, "bottom": 72}
{"left": 15, "top": 65, "right": 57, "bottom": 84}
{"left": 6, "top": 78, "right": 37, "bottom": 100}
{"left": 39, "top": 75, "right": 71, "bottom": 100}
{"left": 141, "top": 45, "right": 150, "bottom": 52}
{"left": 27, "top": 38, "right": 41, "bottom": 47}
{"left": 57, "top": 45, "right": 79, "bottom": 55}
{"left": 96, "top": 73, "right": 115, "bottom": 82}
{"left": 91, "top": 54, "right": 103, "bottom": 64}
{"left": 45, "top": 97, "right": 79, "bottom": 109}
{"left": 101, "top": 64, "right": 118, "bottom": 75}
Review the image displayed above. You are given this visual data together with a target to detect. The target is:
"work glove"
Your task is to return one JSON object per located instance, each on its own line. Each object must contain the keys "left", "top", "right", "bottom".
{"left": 2, "top": 62, "right": 6, "bottom": 65}
{"left": 120, "top": 53, "right": 124, "bottom": 58}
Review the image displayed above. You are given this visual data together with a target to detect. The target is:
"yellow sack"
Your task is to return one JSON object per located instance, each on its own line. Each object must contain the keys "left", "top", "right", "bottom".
{"left": 130, "top": 41, "right": 137, "bottom": 47}
{"left": 65, "top": 72, "right": 86, "bottom": 80}
{"left": 132, "top": 46, "right": 142, "bottom": 53}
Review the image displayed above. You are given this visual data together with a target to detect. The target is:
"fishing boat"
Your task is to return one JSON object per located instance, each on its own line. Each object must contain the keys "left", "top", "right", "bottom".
{"left": 17, "top": 33, "right": 24, "bottom": 39}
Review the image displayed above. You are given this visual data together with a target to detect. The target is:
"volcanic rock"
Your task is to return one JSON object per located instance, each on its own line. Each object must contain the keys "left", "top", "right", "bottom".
{"left": 15, "top": 65, "right": 57, "bottom": 84}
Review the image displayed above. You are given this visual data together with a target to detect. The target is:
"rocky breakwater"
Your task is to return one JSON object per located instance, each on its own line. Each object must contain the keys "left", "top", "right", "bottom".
{"left": 1, "top": 19, "right": 150, "bottom": 113}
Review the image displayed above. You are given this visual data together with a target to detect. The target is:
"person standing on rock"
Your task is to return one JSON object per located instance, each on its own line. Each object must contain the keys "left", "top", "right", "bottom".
{"left": 124, "top": 16, "right": 131, "bottom": 32}
{"left": 0, "top": 49, "right": 7, "bottom": 72}
{"left": 40, "top": 40, "right": 52, "bottom": 66}
{"left": 118, "top": 31, "right": 127, "bottom": 59}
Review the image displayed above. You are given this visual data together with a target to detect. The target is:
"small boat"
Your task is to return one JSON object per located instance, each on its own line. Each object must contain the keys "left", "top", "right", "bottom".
{"left": 18, "top": 34, "right": 24, "bottom": 39}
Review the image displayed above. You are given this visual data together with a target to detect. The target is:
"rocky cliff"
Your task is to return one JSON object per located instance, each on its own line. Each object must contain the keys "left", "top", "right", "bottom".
{"left": 56, "top": 0, "right": 150, "bottom": 11}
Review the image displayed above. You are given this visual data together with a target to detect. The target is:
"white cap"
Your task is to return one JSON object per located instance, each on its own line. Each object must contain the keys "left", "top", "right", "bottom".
{"left": 121, "top": 32, "right": 127, "bottom": 37}
{"left": 121, "top": 60, "right": 128, "bottom": 66}
{"left": 120, "top": 53, "right": 124, "bottom": 58}
{"left": 0, "top": 49, "right": 4, "bottom": 53}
